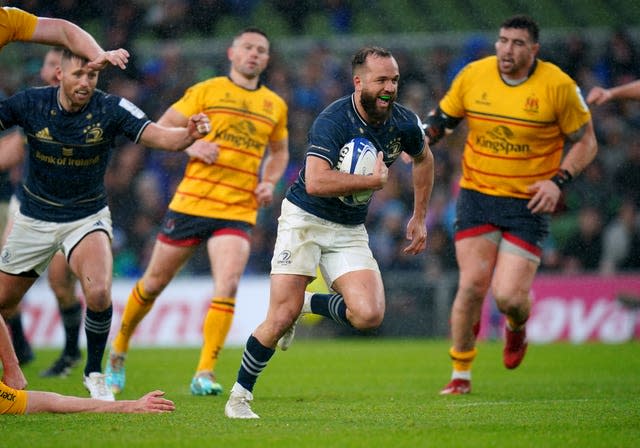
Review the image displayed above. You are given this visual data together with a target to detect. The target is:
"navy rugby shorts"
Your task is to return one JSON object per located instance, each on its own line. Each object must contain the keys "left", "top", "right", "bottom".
{"left": 454, "top": 188, "right": 550, "bottom": 257}
{"left": 158, "top": 210, "right": 252, "bottom": 247}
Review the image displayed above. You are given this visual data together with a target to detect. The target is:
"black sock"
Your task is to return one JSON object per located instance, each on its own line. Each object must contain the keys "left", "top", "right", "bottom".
{"left": 60, "top": 302, "right": 82, "bottom": 358}
{"left": 310, "top": 293, "right": 352, "bottom": 327}
{"left": 6, "top": 313, "right": 29, "bottom": 349}
{"left": 84, "top": 305, "right": 112, "bottom": 376}
{"left": 237, "top": 335, "right": 275, "bottom": 392}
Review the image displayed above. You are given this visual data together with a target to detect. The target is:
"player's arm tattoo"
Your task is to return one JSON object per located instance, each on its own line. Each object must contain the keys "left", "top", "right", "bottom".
{"left": 565, "top": 124, "right": 587, "bottom": 143}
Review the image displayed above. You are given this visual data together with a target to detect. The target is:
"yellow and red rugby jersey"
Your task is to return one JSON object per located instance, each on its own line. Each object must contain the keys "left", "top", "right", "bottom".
{"left": 0, "top": 380, "right": 27, "bottom": 414}
{"left": 169, "top": 76, "right": 288, "bottom": 224}
{"left": 440, "top": 55, "right": 591, "bottom": 199}
{"left": 0, "top": 7, "right": 38, "bottom": 50}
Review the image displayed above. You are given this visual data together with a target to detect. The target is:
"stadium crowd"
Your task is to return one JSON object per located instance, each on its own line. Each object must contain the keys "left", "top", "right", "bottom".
{"left": 1, "top": 1, "right": 639, "bottom": 280}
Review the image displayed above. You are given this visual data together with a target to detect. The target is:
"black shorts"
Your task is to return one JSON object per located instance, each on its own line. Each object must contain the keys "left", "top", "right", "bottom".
{"left": 158, "top": 210, "right": 252, "bottom": 247}
{"left": 454, "top": 188, "right": 549, "bottom": 256}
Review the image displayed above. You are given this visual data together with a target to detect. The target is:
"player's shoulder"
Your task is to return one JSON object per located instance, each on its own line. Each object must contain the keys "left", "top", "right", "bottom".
{"left": 256, "top": 82, "right": 287, "bottom": 108}
{"left": 462, "top": 55, "right": 497, "bottom": 74}
{"left": 12, "top": 85, "right": 52, "bottom": 103}
{"left": 20, "top": 85, "right": 47, "bottom": 97}
{"left": 392, "top": 101, "right": 418, "bottom": 119}
{"left": 391, "top": 101, "right": 422, "bottom": 130}
{"left": 320, "top": 95, "right": 352, "bottom": 117}
{"left": 95, "top": 89, "right": 146, "bottom": 116}
{"left": 92, "top": 88, "right": 118, "bottom": 106}
{"left": 312, "top": 96, "right": 352, "bottom": 132}
{"left": 179, "top": 76, "right": 228, "bottom": 96}
{"left": 309, "top": 96, "right": 352, "bottom": 142}
{"left": 195, "top": 76, "right": 228, "bottom": 88}
{"left": 535, "top": 59, "right": 575, "bottom": 84}
{"left": 448, "top": 56, "right": 497, "bottom": 88}
{"left": 1, "top": 7, "right": 38, "bottom": 33}
{"left": 1, "top": 6, "right": 33, "bottom": 20}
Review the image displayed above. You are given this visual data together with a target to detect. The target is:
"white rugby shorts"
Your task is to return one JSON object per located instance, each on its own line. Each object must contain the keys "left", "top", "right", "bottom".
{"left": 271, "top": 199, "right": 379, "bottom": 285}
{"left": 0, "top": 207, "right": 113, "bottom": 275}
{"left": 7, "top": 194, "right": 20, "bottom": 219}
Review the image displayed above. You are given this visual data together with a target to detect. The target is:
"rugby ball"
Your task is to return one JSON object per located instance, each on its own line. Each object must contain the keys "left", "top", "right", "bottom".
{"left": 336, "top": 137, "right": 378, "bottom": 205}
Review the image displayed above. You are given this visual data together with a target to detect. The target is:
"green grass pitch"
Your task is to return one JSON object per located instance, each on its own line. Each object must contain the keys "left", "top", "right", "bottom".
{"left": 4, "top": 339, "right": 639, "bottom": 447}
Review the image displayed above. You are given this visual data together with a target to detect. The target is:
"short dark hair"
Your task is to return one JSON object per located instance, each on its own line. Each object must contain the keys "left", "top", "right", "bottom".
{"left": 500, "top": 15, "right": 539, "bottom": 43}
{"left": 234, "top": 27, "right": 268, "bottom": 42}
{"left": 351, "top": 46, "right": 393, "bottom": 74}
{"left": 61, "top": 48, "right": 89, "bottom": 65}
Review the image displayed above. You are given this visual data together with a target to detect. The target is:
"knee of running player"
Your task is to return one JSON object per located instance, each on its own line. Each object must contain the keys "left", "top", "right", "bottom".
{"left": 82, "top": 282, "right": 111, "bottom": 311}
{"left": 345, "top": 294, "right": 385, "bottom": 330}
{"left": 493, "top": 288, "right": 531, "bottom": 322}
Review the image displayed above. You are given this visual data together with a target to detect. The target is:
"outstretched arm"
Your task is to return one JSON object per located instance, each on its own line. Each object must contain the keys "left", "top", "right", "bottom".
{"left": 25, "top": 390, "right": 175, "bottom": 414}
{"left": 29, "top": 17, "right": 129, "bottom": 70}
{"left": 587, "top": 80, "right": 640, "bottom": 105}
{"left": 139, "top": 113, "right": 211, "bottom": 152}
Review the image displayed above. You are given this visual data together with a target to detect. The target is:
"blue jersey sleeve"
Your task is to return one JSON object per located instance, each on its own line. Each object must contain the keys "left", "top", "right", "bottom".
{"left": 0, "top": 91, "right": 27, "bottom": 130}
{"left": 395, "top": 106, "right": 426, "bottom": 159}
{"left": 108, "top": 96, "right": 151, "bottom": 143}
{"left": 307, "top": 113, "right": 350, "bottom": 168}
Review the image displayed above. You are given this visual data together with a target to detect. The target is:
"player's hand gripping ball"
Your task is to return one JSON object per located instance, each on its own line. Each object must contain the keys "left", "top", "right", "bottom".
{"left": 336, "top": 137, "right": 378, "bottom": 205}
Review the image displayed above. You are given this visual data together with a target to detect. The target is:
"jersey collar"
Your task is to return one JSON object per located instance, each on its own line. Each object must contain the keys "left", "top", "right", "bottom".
{"left": 226, "top": 75, "right": 261, "bottom": 91}
{"left": 500, "top": 59, "right": 539, "bottom": 87}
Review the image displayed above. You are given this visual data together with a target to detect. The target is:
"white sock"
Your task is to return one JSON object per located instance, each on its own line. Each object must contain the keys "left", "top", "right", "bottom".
{"left": 302, "top": 291, "right": 313, "bottom": 314}
{"left": 452, "top": 370, "right": 471, "bottom": 381}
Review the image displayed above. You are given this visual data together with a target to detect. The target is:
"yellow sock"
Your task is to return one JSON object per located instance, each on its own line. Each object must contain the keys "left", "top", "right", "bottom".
{"left": 196, "top": 297, "right": 235, "bottom": 373}
{"left": 449, "top": 347, "right": 478, "bottom": 373}
{"left": 112, "top": 280, "right": 157, "bottom": 354}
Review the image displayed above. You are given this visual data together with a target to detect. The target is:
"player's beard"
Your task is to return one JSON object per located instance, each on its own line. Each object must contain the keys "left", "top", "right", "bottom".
{"left": 360, "top": 90, "right": 393, "bottom": 124}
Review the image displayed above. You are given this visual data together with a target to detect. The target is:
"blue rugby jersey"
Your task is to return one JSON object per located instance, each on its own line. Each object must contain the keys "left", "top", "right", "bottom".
{"left": 286, "top": 94, "right": 425, "bottom": 225}
{"left": 0, "top": 128, "right": 14, "bottom": 202}
{"left": 0, "top": 86, "right": 151, "bottom": 222}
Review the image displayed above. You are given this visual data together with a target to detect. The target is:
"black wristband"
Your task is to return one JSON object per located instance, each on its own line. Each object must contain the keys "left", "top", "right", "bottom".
{"left": 423, "top": 107, "right": 462, "bottom": 146}
{"left": 551, "top": 169, "right": 573, "bottom": 189}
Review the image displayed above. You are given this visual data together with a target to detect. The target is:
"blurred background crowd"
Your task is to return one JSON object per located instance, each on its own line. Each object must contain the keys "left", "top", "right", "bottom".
{"left": 1, "top": 0, "right": 640, "bottom": 280}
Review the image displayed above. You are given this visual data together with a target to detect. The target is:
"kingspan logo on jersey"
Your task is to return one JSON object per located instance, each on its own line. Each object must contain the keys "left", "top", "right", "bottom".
{"left": 477, "top": 125, "right": 531, "bottom": 155}
{"left": 213, "top": 120, "right": 263, "bottom": 151}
